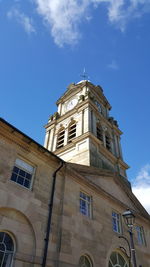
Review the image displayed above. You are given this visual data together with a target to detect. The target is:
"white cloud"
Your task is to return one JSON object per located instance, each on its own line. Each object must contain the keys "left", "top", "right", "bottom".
{"left": 34, "top": 0, "right": 90, "bottom": 47}
{"left": 132, "top": 164, "right": 150, "bottom": 214}
{"left": 33, "top": 0, "right": 150, "bottom": 46}
{"left": 107, "top": 60, "right": 119, "bottom": 70}
{"left": 7, "top": 8, "right": 36, "bottom": 34}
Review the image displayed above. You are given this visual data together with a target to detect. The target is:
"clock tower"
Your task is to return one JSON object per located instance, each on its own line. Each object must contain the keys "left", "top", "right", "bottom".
{"left": 44, "top": 80, "right": 129, "bottom": 177}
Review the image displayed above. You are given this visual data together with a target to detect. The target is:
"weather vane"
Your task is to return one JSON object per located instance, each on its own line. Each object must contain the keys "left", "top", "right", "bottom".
{"left": 80, "top": 68, "right": 89, "bottom": 80}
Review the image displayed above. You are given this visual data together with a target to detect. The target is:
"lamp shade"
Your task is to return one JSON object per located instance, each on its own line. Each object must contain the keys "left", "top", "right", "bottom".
{"left": 122, "top": 209, "right": 135, "bottom": 227}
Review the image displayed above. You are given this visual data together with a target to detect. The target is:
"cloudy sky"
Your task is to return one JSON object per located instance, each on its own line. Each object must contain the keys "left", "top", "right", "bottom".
{"left": 1, "top": 0, "right": 150, "bottom": 213}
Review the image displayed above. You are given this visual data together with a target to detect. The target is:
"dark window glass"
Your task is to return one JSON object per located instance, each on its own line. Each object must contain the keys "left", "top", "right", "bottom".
{"left": 0, "top": 244, "right": 5, "bottom": 251}
{"left": 4, "top": 234, "right": 14, "bottom": 251}
{"left": 0, "top": 252, "right": 3, "bottom": 264}
{"left": 26, "top": 173, "right": 32, "bottom": 180}
{"left": 19, "top": 169, "right": 26, "bottom": 177}
{"left": 17, "top": 176, "right": 24, "bottom": 185}
{"left": 11, "top": 173, "right": 17, "bottom": 182}
{"left": 24, "top": 180, "right": 30, "bottom": 188}
{"left": 0, "top": 232, "right": 4, "bottom": 242}
{"left": 13, "top": 166, "right": 19, "bottom": 174}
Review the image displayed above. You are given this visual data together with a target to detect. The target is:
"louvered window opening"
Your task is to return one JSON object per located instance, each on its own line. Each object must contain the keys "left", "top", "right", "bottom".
{"left": 57, "top": 129, "right": 65, "bottom": 149}
{"left": 68, "top": 123, "right": 76, "bottom": 143}
{"left": 96, "top": 125, "right": 103, "bottom": 142}
{"left": 106, "top": 135, "right": 111, "bottom": 151}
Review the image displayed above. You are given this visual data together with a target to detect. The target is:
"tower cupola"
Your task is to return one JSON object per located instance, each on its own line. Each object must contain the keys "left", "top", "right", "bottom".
{"left": 44, "top": 81, "right": 129, "bottom": 177}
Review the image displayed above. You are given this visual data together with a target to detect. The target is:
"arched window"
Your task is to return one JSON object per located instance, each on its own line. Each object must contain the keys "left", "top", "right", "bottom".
{"left": 57, "top": 127, "right": 65, "bottom": 149}
{"left": 105, "top": 132, "right": 111, "bottom": 151}
{"left": 79, "top": 255, "right": 93, "bottom": 267}
{"left": 109, "top": 251, "right": 129, "bottom": 267}
{"left": 0, "top": 232, "right": 15, "bottom": 267}
{"left": 96, "top": 123, "right": 103, "bottom": 142}
{"left": 68, "top": 121, "right": 76, "bottom": 143}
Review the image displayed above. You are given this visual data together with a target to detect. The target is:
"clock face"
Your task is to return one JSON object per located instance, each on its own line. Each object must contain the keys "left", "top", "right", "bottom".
{"left": 66, "top": 98, "right": 78, "bottom": 111}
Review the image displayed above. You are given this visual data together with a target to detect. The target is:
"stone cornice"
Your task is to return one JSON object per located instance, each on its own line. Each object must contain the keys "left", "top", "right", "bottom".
{"left": 0, "top": 118, "right": 63, "bottom": 165}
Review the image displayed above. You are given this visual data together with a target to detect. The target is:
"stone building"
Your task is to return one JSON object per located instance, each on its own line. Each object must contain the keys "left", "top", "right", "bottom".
{"left": 0, "top": 80, "right": 150, "bottom": 267}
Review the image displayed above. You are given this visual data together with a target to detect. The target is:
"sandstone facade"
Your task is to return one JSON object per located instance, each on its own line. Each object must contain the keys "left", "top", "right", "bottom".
{"left": 0, "top": 118, "right": 150, "bottom": 267}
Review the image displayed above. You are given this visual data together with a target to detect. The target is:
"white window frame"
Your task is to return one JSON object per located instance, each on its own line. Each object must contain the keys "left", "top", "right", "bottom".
{"left": 112, "top": 211, "right": 122, "bottom": 234}
{"left": 10, "top": 158, "right": 35, "bottom": 190}
{"left": 80, "top": 191, "right": 92, "bottom": 218}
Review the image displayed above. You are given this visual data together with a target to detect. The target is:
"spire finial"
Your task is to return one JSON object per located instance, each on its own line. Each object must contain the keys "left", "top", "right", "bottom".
{"left": 80, "top": 68, "right": 89, "bottom": 80}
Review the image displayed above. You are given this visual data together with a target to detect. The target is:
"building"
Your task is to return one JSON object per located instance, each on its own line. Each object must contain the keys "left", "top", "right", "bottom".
{"left": 0, "top": 80, "right": 150, "bottom": 267}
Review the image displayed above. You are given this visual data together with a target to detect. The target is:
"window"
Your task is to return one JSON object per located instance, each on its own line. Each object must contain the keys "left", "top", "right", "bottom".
{"left": 57, "top": 127, "right": 65, "bottom": 149}
{"left": 96, "top": 123, "right": 103, "bottom": 142}
{"left": 0, "top": 232, "right": 15, "bottom": 267}
{"left": 79, "top": 255, "right": 93, "bottom": 267}
{"left": 68, "top": 121, "right": 76, "bottom": 143}
{"left": 80, "top": 192, "right": 91, "bottom": 217}
{"left": 109, "top": 251, "right": 128, "bottom": 267}
{"left": 136, "top": 226, "right": 146, "bottom": 245}
{"left": 105, "top": 132, "right": 111, "bottom": 151}
{"left": 10, "top": 158, "right": 34, "bottom": 189}
{"left": 112, "top": 212, "right": 122, "bottom": 234}
{"left": 94, "top": 100, "right": 101, "bottom": 113}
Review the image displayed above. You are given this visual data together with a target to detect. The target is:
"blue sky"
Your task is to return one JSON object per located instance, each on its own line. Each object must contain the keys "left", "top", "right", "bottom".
{"left": 1, "top": 0, "right": 150, "bottom": 212}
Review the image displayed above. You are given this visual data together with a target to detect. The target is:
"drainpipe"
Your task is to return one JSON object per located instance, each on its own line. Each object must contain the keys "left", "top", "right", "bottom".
{"left": 42, "top": 160, "right": 64, "bottom": 267}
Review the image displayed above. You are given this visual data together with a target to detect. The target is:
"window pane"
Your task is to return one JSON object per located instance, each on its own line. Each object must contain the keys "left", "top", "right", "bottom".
{"left": 17, "top": 176, "right": 24, "bottom": 185}
{"left": 112, "top": 212, "right": 121, "bottom": 233}
{"left": 112, "top": 218, "right": 117, "bottom": 231}
{"left": 118, "top": 253, "right": 125, "bottom": 265}
{"left": 24, "top": 179, "right": 30, "bottom": 188}
{"left": 11, "top": 173, "right": 17, "bottom": 182}
{"left": 85, "top": 257, "right": 91, "bottom": 267}
{"left": 0, "top": 232, "right": 4, "bottom": 242}
{"left": 110, "top": 252, "right": 117, "bottom": 264}
{"left": 19, "top": 169, "right": 26, "bottom": 177}
{"left": 0, "top": 244, "right": 5, "bottom": 252}
{"left": 3, "top": 253, "right": 13, "bottom": 266}
{"left": 80, "top": 192, "right": 91, "bottom": 217}
{"left": 0, "top": 252, "right": 4, "bottom": 265}
{"left": 13, "top": 166, "right": 19, "bottom": 174}
{"left": 25, "top": 173, "right": 32, "bottom": 180}
{"left": 4, "top": 234, "right": 14, "bottom": 251}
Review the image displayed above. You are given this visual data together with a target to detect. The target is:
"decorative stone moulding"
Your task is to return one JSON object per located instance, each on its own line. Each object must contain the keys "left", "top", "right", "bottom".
{"left": 53, "top": 112, "right": 60, "bottom": 120}
{"left": 108, "top": 117, "right": 119, "bottom": 127}
{"left": 79, "top": 95, "right": 85, "bottom": 102}
{"left": 102, "top": 125, "right": 107, "bottom": 132}
{"left": 48, "top": 114, "right": 54, "bottom": 122}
